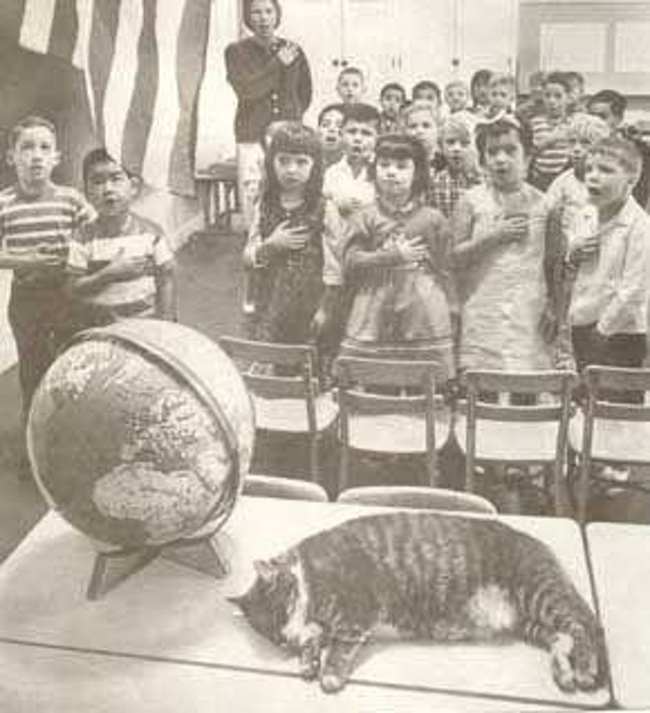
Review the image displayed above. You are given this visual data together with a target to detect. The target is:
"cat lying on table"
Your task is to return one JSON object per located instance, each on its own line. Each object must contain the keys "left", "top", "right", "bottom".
{"left": 229, "top": 511, "right": 606, "bottom": 694}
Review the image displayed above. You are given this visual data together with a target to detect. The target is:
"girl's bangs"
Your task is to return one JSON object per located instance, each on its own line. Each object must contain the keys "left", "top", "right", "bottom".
{"left": 375, "top": 140, "right": 416, "bottom": 161}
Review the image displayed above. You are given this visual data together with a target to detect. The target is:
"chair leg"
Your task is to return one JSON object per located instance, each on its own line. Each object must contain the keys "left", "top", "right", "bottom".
{"left": 309, "top": 435, "right": 321, "bottom": 484}
{"left": 578, "top": 453, "right": 592, "bottom": 525}
{"left": 339, "top": 444, "right": 350, "bottom": 494}
{"left": 426, "top": 449, "right": 438, "bottom": 488}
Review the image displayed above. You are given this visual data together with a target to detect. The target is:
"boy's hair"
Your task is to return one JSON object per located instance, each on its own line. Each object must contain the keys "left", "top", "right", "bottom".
{"left": 445, "top": 80, "right": 468, "bottom": 94}
{"left": 380, "top": 82, "right": 406, "bottom": 102}
{"left": 402, "top": 99, "right": 439, "bottom": 126}
{"left": 82, "top": 147, "right": 136, "bottom": 185}
{"left": 341, "top": 102, "right": 380, "bottom": 129}
{"left": 475, "top": 116, "right": 532, "bottom": 162}
{"left": 566, "top": 114, "right": 610, "bottom": 144}
{"left": 440, "top": 116, "right": 472, "bottom": 144}
{"left": 488, "top": 73, "right": 516, "bottom": 91}
{"left": 588, "top": 89, "right": 627, "bottom": 120}
{"left": 337, "top": 66, "right": 364, "bottom": 84}
{"left": 369, "top": 133, "right": 431, "bottom": 199}
{"left": 587, "top": 136, "right": 642, "bottom": 181}
{"left": 545, "top": 71, "right": 572, "bottom": 94}
{"left": 262, "top": 122, "right": 324, "bottom": 212}
{"left": 317, "top": 103, "right": 345, "bottom": 126}
{"left": 9, "top": 115, "right": 57, "bottom": 149}
{"left": 528, "top": 70, "right": 547, "bottom": 89}
{"left": 412, "top": 80, "right": 441, "bottom": 103}
{"left": 243, "top": 0, "right": 281, "bottom": 31}
{"left": 564, "top": 71, "right": 585, "bottom": 90}
{"left": 470, "top": 69, "right": 494, "bottom": 97}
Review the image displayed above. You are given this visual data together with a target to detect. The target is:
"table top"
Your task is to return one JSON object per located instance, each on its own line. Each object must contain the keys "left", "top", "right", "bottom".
{"left": 0, "top": 498, "right": 610, "bottom": 710}
{"left": 586, "top": 522, "right": 650, "bottom": 710}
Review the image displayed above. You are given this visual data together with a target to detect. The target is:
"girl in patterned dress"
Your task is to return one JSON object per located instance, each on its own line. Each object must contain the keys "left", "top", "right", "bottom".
{"left": 341, "top": 134, "right": 455, "bottom": 383}
{"left": 452, "top": 116, "right": 553, "bottom": 373}
{"left": 243, "top": 123, "right": 344, "bottom": 352}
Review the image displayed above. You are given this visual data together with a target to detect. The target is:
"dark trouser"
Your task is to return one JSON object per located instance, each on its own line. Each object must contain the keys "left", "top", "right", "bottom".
{"left": 8, "top": 281, "right": 72, "bottom": 418}
{"left": 571, "top": 323, "right": 647, "bottom": 404}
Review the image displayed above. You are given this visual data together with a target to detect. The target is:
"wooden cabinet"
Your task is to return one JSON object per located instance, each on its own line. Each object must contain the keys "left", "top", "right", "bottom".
{"left": 280, "top": 0, "right": 517, "bottom": 117}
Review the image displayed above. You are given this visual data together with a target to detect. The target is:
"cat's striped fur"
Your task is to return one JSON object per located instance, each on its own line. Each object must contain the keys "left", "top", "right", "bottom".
{"left": 229, "top": 512, "right": 605, "bottom": 693}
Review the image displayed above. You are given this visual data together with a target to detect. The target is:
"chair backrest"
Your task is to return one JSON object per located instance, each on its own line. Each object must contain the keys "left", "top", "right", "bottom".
{"left": 220, "top": 335, "right": 320, "bottom": 430}
{"left": 337, "top": 485, "right": 497, "bottom": 514}
{"left": 243, "top": 474, "right": 329, "bottom": 502}
{"left": 583, "top": 366, "right": 650, "bottom": 422}
{"left": 335, "top": 355, "right": 441, "bottom": 447}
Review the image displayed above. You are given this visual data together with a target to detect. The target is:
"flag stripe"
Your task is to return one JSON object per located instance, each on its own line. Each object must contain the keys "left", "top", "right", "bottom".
{"left": 102, "top": 0, "right": 143, "bottom": 164}
{"left": 19, "top": 0, "right": 56, "bottom": 55}
{"left": 140, "top": 1, "right": 186, "bottom": 189}
{"left": 72, "top": 0, "right": 93, "bottom": 69}
{"left": 49, "top": 0, "right": 79, "bottom": 62}
{"left": 88, "top": 0, "right": 121, "bottom": 144}
{"left": 168, "top": 0, "right": 211, "bottom": 195}
{"left": 120, "top": 0, "right": 158, "bottom": 178}
{"left": 0, "top": 0, "right": 27, "bottom": 44}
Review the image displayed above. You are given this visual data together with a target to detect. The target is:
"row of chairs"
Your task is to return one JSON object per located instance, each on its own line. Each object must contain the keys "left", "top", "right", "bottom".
{"left": 220, "top": 336, "right": 650, "bottom": 523}
{"left": 243, "top": 475, "right": 498, "bottom": 515}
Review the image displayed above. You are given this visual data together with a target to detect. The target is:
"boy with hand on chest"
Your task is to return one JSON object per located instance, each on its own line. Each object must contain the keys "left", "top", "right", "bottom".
{"left": 567, "top": 137, "right": 650, "bottom": 387}
{"left": 65, "top": 148, "right": 176, "bottom": 331}
{"left": 0, "top": 115, "right": 94, "bottom": 417}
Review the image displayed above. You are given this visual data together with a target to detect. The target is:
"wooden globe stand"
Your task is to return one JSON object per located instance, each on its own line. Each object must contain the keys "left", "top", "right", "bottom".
{"left": 86, "top": 533, "right": 229, "bottom": 601}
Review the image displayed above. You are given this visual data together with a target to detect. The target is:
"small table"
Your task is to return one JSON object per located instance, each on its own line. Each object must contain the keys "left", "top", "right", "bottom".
{"left": 195, "top": 161, "right": 239, "bottom": 232}
{"left": 586, "top": 522, "right": 650, "bottom": 709}
{"left": 0, "top": 498, "right": 610, "bottom": 710}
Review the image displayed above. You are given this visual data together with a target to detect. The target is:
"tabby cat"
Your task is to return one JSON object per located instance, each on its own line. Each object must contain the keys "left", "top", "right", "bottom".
{"left": 229, "top": 512, "right": 606, "bottom": 694}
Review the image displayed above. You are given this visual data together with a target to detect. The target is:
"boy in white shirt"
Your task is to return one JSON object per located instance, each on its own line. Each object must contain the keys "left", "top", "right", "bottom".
{"left": 568, "top": 137, "right": 650, "bottom": 394}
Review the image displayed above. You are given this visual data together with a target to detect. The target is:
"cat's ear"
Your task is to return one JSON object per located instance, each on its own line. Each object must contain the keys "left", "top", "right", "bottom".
{"left": 253, "top": 559, "right": 277, "bottom": 582}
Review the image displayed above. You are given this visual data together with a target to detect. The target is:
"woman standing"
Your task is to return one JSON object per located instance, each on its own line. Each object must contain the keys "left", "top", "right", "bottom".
{"left": 225, "top": 0, "right": 312, "bottom": 228}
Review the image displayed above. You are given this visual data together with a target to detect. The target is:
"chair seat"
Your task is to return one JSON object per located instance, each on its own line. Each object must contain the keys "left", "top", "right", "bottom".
{"left": 252, "top": 392, "right": 338, "bottom": 433}
{"left": 345, "top": 410, "right": 452, "bottom": 454}
{"left": 455, "top": 415, "right": 560, "bottom": 462}
{"left": 569, "top": 412, "right": 650, "bottom": 464}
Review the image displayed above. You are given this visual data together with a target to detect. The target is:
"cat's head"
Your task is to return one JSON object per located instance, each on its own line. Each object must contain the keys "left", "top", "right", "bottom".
{"left": 228, "top": 556, "right": 298, "bottom": 645}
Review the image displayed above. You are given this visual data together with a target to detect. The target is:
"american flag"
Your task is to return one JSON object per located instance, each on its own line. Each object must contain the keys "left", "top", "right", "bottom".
{"left": 0, "top": 0, "right": 212, "bottom": 196}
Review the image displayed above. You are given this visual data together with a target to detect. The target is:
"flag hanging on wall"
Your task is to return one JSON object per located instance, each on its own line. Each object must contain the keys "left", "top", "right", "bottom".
{"left": 0, "top": 0, "right": 211, "bottom": 196}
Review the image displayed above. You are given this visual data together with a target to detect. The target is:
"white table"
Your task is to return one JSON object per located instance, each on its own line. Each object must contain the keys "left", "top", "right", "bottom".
{"left": 0, "top": 498, "right": 610, "bottom": 711}
{"left": 586, "top": 522, "right": 650, "bottom": 710}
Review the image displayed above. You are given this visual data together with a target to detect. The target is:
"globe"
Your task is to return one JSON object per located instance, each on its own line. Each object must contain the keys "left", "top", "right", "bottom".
{"left": 27, "top": 319, "right": 255, "bottom": 550}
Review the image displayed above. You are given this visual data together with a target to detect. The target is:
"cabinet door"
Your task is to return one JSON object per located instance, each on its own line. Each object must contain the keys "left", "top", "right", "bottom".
{"left": 280, "top": 0, "right": 344, "bottom": 121}
{"left": 458, "top": 0, "right": 518, "bottom": 77}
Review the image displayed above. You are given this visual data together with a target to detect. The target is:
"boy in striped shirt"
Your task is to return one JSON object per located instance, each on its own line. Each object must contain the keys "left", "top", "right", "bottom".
{"left": 0, "top": 115, "right": 94, "bottom": 415}
{"left": 66, "top": 148, "right": 176, "bottom": 331}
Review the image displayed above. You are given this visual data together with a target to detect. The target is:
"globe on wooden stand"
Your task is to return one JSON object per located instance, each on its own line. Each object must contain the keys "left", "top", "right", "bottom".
{"left": 26, "top": 319, "right": 255, "bottom": 600}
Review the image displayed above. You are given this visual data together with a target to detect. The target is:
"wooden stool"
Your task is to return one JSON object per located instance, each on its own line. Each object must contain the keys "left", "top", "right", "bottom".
{"left": 195, "top": 160, "right": 239, "bottom": 232}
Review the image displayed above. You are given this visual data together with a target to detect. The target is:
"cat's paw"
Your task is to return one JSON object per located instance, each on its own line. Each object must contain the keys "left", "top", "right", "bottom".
{"left": 550, "top": 632, "right": 602, "bottom": 692}
{"left": 320, "top": 672, "right": 347, "bottom": 694}
{"left": 299, "top": 655, "right": 320, "bottom": 681}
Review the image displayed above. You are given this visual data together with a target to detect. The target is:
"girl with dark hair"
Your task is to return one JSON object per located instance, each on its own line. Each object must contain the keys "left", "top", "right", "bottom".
{"left": 341, "top": 134, "right": 455, "bottom": 380}
{"left": 225, "top": 0, "right": 312, "bottom": 228}
{"left": 470, "top": 69, "right": 494, "bottom": 117}
{"left": 242, "top": 123, "right": 344, "bottom": 348}
{"left": 453, "top": 117, "right": 553, "bottom": 372}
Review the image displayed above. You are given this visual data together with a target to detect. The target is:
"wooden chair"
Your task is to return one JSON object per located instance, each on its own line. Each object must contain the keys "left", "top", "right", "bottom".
{"left": 334, "top": 357, "right": 452, "bottom": 493}
{"left": 336, "top": 485, "right": 497, "bottom": 514}
{"left": 195, "top": 160, "right": 239, "bottom": 232}
{"left": 220, "top": 337, "right": 338, "bottom": 483}
{"left": 243, "top": 474, "right": 329, "bottom": 502}
{"left": 569, "top": 366, "right": 650, "bottom": 524}
{"left": 454, "top": 370, "right": 577, "bottom": 515}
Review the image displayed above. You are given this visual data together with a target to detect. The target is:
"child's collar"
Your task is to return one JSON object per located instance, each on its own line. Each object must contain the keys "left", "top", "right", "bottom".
{"left": 378, "top": 195, "right": 420, "bottom": 217}
{"left": 15, "top": 179, "right": 55, "bottom": 200}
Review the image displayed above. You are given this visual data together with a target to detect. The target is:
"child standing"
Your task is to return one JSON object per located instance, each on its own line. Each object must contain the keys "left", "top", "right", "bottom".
{"left": 323, "top": 103, "right": 379, "bottom": 217}
{"left": 243, "top": 123, "right": 344, "bottom": 348}
{"left": 412, "top": 81, "right": 442, "bottom": 115}
{"left": 336, "top": 67, "right": 366, "bottom": 105}
{"left": 317, "top": 103, "right": 345, "bottom": 168}
{"left": 402, "top": 100, "right": 444, "bottom": 171}
{"left": 486, "top": 74, "right": 516, "bottom": 120}
{"left": 378, "top": 82, "right": 406, "bottom": 135}
{"left": 453, "top": 117, "right": 552, "bottom": 372}
{"left": 0, "top": 116, "right": 94, "bottom": 416}
{"left": 567, "top": 137, "right": 650, "bottom": 384}
{"left": 470, "top": 69, "right": 494, "bottom": 118}
{"left": 429, "top": 117, "right": 482, "bottom": 219}
{"left": 66, "top": 148, "right": 176, "bottom": 330}
{"left": 341, "top": 134, "right": 455, "bottom": 381}
{"left": 528, "top": 72, "right": 573, "bottom": 191}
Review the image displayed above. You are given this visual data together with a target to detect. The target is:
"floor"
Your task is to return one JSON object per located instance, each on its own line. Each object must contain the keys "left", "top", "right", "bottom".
{"left": 1, "top": 227, "right": 650, "bottom": 563}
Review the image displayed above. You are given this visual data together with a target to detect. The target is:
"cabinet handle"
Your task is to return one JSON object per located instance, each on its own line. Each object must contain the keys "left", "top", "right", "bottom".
{"left": 341, "top": 59, "right": 348, "bottom": 67}
{"left": 332, "top": 58, "right": 340, "bottom": 67}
